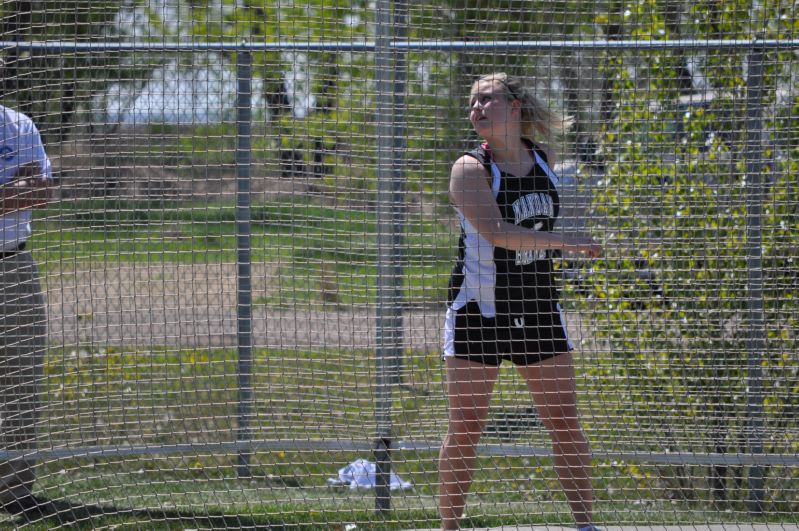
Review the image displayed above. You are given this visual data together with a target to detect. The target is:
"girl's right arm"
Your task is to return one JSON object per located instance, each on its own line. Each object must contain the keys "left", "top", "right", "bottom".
{"left": 449, "top": 155, "right": 601, "bottom": 257}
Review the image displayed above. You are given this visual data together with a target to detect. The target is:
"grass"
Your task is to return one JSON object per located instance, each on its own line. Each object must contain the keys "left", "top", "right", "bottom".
{"left": 32, "top": 198, "right": 455, "bottom": 308}
{"left": 20, "top": 472, "right": 794, "bottom": 530}
{"left": 24, "top": 455, "right": 799, "bottom": 529}
{"left": 27, "top": 344, "right": 799, "bottom": 528}
{"left": 12, "top": 198, "right": 798, "bottom": 527}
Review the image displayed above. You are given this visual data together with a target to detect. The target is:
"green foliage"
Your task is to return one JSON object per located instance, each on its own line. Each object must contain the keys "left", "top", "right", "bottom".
{"left": 0, "top": 1, "right": 122, "bottom": 38}
{"left": 0, "top": 2, "right": 127, "bottom": 140}
{"left": 578, "top": 0, "right": 799, "bottom": 505}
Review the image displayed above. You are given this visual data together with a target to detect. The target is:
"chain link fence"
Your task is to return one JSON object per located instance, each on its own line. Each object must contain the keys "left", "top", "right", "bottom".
{"left": 0, "top": 1, "right": 797, "bottom": 528}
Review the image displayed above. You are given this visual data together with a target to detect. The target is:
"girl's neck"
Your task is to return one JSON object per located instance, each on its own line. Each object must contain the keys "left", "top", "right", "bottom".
{"left": 485, "top": 136, "right": 528, "bottom": 163}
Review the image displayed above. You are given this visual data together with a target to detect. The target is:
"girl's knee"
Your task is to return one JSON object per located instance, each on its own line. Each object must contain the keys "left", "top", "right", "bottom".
{"left": 445, "top": 424, "right": 484, "bottom": 447}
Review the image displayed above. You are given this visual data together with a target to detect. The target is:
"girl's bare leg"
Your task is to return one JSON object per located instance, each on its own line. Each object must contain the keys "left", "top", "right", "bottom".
{"left": 438, "top": 358, "right": 499, "bottom": 530}
{"left": 517, "top": 353, "right": 594, "bottom": 527}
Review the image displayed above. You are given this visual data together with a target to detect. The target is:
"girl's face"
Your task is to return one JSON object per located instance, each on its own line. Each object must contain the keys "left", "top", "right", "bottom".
{"left": 469, "top": 79, "right": 520, "bottom": 140}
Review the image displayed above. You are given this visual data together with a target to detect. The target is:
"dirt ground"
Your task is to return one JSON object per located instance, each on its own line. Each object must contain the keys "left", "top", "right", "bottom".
{"left": 42, "top": 262, "right": 592, "bottom": 353}
{"left": 43, "top": 262, "right": 432, "bottom": 351}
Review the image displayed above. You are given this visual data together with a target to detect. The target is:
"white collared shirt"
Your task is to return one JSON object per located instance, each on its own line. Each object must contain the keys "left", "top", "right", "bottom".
{"left": 1, "top": 105, "right": 52, "bottom": 251}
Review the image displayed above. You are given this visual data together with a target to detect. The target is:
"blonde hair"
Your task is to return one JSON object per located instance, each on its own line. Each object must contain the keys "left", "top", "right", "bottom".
{"left": 472, "top": 72, "right": 572, "bottom": 144}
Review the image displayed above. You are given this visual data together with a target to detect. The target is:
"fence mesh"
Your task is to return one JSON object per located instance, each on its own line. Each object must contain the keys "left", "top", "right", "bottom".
{"left": 0, "top": 1, "right": 797, "bottom": 529}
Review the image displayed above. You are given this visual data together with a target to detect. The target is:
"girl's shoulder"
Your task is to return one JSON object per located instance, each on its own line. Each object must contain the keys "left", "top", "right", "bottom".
{"left": 464, "top": 142, "right": 491, "bottom": 165}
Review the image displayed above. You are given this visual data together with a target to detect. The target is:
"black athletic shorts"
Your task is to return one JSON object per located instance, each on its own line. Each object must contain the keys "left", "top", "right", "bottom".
{"left": 443, "top": 299, "right": 574, "bottom": 366}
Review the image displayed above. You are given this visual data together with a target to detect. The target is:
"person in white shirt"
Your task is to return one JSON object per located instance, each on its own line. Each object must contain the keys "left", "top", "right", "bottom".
{"left": 0, "top": 102, "right": 55, "bottom": 522}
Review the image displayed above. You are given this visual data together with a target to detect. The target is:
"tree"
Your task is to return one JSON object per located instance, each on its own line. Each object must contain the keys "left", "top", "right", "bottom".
{"left": 582, "top": 0, "right": 799, "bottom": 508}
{"left": 0, "top": 2, "right": 124, "bottom": 141}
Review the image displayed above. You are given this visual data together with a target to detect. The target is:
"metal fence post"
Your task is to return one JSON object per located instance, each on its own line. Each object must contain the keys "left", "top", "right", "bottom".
{"left": 374, "top": 0, "right": 406, "bottom": 513}
{"left": 235, "top": 48, "right": 254, "bottom": 478}
{"left": 744, "top": 42, "right": 766, "bottom": 515}
{"left": 392, "top": 0, "right": 408, "bottom": 385}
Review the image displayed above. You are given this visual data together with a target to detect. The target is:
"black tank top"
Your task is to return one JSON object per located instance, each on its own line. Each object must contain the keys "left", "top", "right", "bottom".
{"left": 448, "top": 140, "right": 562, "bottom": 318}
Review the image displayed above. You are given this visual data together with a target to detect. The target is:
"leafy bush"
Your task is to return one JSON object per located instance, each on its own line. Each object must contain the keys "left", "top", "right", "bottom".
{"left": 577, "top": 2, "right": 798, "bottom": 508}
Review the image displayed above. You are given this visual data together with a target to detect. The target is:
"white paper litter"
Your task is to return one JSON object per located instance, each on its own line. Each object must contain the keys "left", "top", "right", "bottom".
{"left": 327, "top": 458, "right": 413, "bottom": 491}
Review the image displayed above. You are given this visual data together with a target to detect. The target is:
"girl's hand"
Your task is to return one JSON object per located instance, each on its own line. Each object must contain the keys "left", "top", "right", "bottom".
{"left": 569, "top": 236, "right": 602, "bottom": 258}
